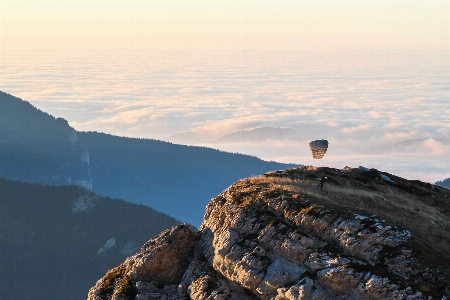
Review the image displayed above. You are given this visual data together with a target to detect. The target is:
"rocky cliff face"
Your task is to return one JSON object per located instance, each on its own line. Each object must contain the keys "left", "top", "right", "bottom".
{"left": 88, "top": 167, "right": 450, "bottom": 300}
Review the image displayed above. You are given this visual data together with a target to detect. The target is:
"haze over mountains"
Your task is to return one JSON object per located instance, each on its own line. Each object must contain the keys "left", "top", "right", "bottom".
{"left": 0, "top": 177, "right": 180, "bottom": 300}
{"left": 0, "top": 91, "right": 296, "bottom": 226}
{"left": 3, "top": 49, "right": 448, "bottom": 183}
{"left": 0, "top": 90, "right": 299, "bottom": 298}
{"left": 1, "top": 90, "right": 449, "bottom": 300}
{"left": 437, "top": 178, "right": 450, "bottom": 188}
{"left": 168, "top": 127, "right": 450, "bottom": 158}
{"left": 168, "top": 126, "right": 296, "bottom": 144}
{"left": 0, "top": 92, "right": 92, "bottom": 188}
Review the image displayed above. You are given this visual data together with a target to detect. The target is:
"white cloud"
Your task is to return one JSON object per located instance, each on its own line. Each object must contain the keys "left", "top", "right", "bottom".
{"left": 382, "top": 131, "right": 423, "bottom": 143}
{"left": 384, "top": 122, "right": 404, "bottom": 129}
{"left": 341, "top": 100, "right": 361, "bottom": 109}
{"left": 178, "top": 87, "right": 195, "bottom": 94}
{"left": 341, "top": 124, "right": 372, "bottom": 134}
{"left": 368, "top": 111, "right": 381, "bottom": 118}
{"left": 423, "top": 138, "right": 448, "bottom": 156}
{"left": 2, "top": 48, "right": 449, "bottom": 182}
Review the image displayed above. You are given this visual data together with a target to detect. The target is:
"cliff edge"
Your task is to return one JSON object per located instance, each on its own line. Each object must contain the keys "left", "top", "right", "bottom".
{"left": 88, "top": 166, "right": 450, "bottom": 300}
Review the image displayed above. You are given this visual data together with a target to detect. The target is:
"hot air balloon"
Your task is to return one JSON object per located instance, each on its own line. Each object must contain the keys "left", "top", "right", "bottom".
{"left": 309, "top": 139, "right": 328, "bottom": 159}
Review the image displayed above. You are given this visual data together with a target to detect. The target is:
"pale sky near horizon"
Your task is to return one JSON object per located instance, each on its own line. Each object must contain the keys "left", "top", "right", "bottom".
{"left": 1, "top": 0, "right": 449, "bottom": 50}
{"left": 1, "top": 1, "right": 449, "bottom": 182}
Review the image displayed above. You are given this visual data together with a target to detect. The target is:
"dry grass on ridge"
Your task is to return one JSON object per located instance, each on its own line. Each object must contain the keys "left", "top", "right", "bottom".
{"left": 249, "top": 172, "right": 450, "bottom": 274}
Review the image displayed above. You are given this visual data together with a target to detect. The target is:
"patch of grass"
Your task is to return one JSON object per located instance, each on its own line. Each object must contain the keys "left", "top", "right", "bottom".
{"left": 99, "top": 266, "right": 122, "bottom": 298}
{"left": 354, "top": 176, "right": 370, "bottom": 184}
{"left": 299, "top": 204, "right": 317, "bottom": 214}
{"left": 324, "top": 176, "right": 339, "bottom": 185}
{"left": 267, "top": 219, "right": 279, "bottom": 227}
{"left": 115, "top": 275, "right": 136, "bottom": 297}
{"left": 99, "top": 265, "right": 137, "bottom": 299}
{"left": 251, "top": 167, "right": 450, "bottom": 278}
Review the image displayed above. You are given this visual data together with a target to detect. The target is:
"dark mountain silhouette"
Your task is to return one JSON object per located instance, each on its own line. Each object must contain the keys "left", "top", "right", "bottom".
{"left": 0, "top": 91, "right": 297, "bottom": 226}
{"left": 0, "top": 177, "right": 181, "bottom": 300}
{"left": 77, "top": 131, "right": 297, "bottom": 226}
{"left": 436, "top": 178, "right": 450, "bottom": 188}
{"left": 0, "top": 91, "right": 92, "bottom": 188}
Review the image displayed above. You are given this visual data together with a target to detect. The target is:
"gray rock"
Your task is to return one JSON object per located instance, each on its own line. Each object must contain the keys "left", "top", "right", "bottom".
{"left": 88, "top": 171, "right": 450, "bottom": 300}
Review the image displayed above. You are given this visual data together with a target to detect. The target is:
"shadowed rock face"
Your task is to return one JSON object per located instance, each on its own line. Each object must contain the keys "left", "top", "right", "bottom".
{"left": 88, "top": 167, "right": 450, "bottom": 300}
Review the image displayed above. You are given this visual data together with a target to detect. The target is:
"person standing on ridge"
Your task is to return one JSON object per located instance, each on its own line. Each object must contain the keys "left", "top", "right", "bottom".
{"left": 318, "top": 176, "right": 327, "bottom": 188}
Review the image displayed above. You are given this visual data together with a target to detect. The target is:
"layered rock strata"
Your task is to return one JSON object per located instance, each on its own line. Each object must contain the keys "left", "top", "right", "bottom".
{"left": 88, "top": 168, "right": 450, "bottom": 300}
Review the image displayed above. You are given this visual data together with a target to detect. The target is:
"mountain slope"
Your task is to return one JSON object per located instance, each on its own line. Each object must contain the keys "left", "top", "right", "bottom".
{"left": 0, "top": 91, "right": 91, "bottom": 188}
{"left": 436, "top": 178, "right": 450, "bottom": 188}
{"left": 77, "top": 131, "right": 297, "bottom": 226}
{"left": 89, "top": 166, "right": 450, "bottom": 300}
{"left": 0, "top": 91, "right": 297, "bottom": 226}
{"left": 0, "top": 178, "right": 181, "bottom": 300}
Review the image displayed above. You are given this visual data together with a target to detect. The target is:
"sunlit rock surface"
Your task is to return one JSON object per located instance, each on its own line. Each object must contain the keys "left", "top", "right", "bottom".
{"left": 88, "top": 167, "right": 450, "bottom": 300}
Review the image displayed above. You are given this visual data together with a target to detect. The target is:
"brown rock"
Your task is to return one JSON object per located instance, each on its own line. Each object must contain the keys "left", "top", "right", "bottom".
{"left": 88, "top": 167, "right": 450, "bottom": 300}
{"left": 126, "top": 224, "right": 197, "bottom": 284}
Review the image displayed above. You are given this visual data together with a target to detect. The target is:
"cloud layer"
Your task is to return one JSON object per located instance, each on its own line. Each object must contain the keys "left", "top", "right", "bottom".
{"left": 1, "top": 48, "right": 449, "bottom": 182}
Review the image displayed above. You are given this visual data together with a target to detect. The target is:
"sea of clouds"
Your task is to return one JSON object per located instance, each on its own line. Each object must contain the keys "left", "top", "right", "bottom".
{"left": 1, "top": 48, "right": 449, "bottom": 182}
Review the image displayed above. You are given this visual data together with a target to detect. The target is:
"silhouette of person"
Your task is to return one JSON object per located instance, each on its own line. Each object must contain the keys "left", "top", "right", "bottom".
{"left": 318, "top": 176, "right": 327, "bottom": 188}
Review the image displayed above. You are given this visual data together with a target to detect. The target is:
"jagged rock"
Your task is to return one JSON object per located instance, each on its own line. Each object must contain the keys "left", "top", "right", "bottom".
{"left": 357, "top": 273, "right": 400, "bottom": 299}
{"left": 305, "top": 252, "right": 351, "bottom": 272}
{"left": 188, "top": 275, "right": 232, "bottom": 300}
{"left": 88, "top": 225, "right": 196, "bottom": 300}
{"left": 317, "top": 266, "right": 364, "bottom": 294}
{"left": 275, "top": 277, "right": 328, "bottom": 300}
{"left": 126, "top": 225, "right": 197, "bottom": 284}
{"left": 256, "top": 257, "right": 306, "bottom": 295}
{"left": 88, "top": 167, "right": 450, "bottom": 300}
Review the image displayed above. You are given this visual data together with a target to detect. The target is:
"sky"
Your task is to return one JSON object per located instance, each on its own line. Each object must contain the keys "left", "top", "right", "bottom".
{"left": 1, "top": 0, "right": 449, "bottom": 182}
{"left": 1, "top": 0, "right": 449, "bottom": 50}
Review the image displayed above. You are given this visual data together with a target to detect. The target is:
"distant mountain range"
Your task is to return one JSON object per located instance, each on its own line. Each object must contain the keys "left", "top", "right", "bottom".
{"left": 0, "top": 177, "right": 180, "bottom": 300}
{"left": 0, "top": 91, "right": 297, "bottom": 225}
{"left": 214, "top": 126, "right": 296, "bottom": 143}
{"left": 367, "top": 138, "right": 450, "bottom": 154}
{"left": 167, "top": 126, "right": 296, "bottom": 144}
{"left": 436, "top": 178, "right": 450, "bottom": 188}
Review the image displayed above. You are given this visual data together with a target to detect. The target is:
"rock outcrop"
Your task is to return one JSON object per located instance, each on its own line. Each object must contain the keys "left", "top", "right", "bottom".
{"left": 88, "top": 167, "right": 450, "bottom": 300}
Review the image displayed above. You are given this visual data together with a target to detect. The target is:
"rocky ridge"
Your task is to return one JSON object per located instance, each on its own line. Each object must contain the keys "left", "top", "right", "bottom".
{"left": 88, "top": 167, "right": 450, "bottom": 300}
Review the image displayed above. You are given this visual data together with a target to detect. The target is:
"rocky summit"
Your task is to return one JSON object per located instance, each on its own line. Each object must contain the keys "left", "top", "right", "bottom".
{"left": 88, "top": 166, "right": 450, "bottom": 300}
